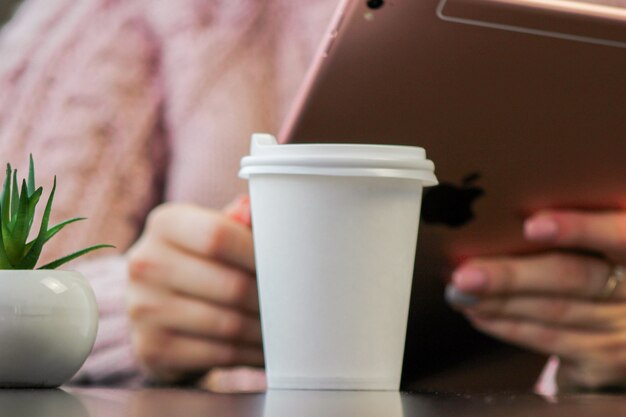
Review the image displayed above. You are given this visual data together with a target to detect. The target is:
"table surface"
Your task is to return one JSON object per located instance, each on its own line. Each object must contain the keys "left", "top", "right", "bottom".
{"left": 2, "top": 387, "right": 626, "bottom": 417}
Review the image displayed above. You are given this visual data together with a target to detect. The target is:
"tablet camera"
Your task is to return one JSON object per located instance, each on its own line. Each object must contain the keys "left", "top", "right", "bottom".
{"left": 366, "top": 0, "right": 384, "bottom": 10}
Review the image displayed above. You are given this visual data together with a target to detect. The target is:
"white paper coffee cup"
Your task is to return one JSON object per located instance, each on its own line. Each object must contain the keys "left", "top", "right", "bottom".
{"left": 239, "top": 134, "right": 437, "bottom": 391}
{"left": 263, "top": 390, "right": 403, "bottom": 417}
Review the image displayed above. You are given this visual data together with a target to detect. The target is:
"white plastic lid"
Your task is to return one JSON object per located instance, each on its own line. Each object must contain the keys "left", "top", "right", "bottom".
{"left": 239, "top": 134, "right": 438, "bottom": 185}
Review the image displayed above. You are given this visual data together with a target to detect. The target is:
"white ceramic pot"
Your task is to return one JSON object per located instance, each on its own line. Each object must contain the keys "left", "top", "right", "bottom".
{"left": 0, "top": 270, "right": 98, "bottom": 388}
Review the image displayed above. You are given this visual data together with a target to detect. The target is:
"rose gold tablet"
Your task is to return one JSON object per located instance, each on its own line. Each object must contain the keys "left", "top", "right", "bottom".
{"left": 280, "top": 0, "right": 626, "bottom": 384}
{"left": 438, "top": 0, "right": 626, "bottom": 48}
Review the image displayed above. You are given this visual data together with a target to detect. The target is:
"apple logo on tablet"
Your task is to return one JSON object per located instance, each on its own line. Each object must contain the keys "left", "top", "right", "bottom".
{"left": 421, "top": 173, "right": 484, "bottom": 227}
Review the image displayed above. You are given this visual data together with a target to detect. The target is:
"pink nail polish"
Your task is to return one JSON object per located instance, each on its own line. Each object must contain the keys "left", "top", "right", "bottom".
{"left": 226, "top": 195, "right": 252, "bottom": 228}
{"left": 452, "top": 268, "right": 488, "bottom": 292}
{"left": 525, "top": 216, "right": 558, "bottom": 240}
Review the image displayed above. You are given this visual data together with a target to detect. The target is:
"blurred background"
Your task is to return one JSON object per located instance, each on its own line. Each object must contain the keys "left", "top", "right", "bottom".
{"left": 0, "top": 0, "right": 21, "bottom": 27}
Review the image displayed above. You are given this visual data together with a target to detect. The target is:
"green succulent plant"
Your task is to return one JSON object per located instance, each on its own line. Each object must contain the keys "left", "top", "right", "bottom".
{"left": 0, "top": 155, "right": 113, "bottom": 270}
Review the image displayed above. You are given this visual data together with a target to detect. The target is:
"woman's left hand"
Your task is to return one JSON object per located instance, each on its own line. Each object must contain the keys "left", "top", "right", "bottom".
{"left": 447, "top": 209, "right": 626, "bottom": 391}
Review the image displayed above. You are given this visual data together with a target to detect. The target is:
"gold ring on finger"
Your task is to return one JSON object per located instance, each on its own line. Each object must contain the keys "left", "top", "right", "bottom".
{"left": 599, "top": 264, "right": 625, "bottom": 300}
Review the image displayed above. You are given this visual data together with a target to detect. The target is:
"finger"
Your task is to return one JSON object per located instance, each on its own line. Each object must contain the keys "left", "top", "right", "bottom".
{"left": 129, "top": 240, "right": 259, "bottom": 313}
{"left": 451, "top": 253, "right": 618, "bottom": 299}
{"left": 128, "top": 287, "right": 262, "bottom": 345}
{"left": 467, "top": 315, "right": 600, "bottom": 361}
{"left": 148, "top": 204, "right": 255, "bottom": 272}
{"left": 524, "top": 210, "right": 626, "bottom": 261}
{"left": 459, "top": 296, "right": 626, "bottom": 331}
{"left": 200, "top": 367, "right": 266, "bottom": 393}
{"left": 135, "top": 331, "right": 264, "bottom": 376}
{"left": 223, "top": 195, "right": 251, "bottom": 228}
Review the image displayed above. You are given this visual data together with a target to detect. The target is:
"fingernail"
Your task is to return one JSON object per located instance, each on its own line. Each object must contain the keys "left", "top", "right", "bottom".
{"left": 445, "top": 284, "right": 479, "bottom": 307}
{"left": 452, "top": 267, "right": 488, "bottom": 292}
{"left": 467, "top": 314, "right": 489, "bottom": 327}
{"left": 524, "top": 216, "right": 558, "bottom": 241}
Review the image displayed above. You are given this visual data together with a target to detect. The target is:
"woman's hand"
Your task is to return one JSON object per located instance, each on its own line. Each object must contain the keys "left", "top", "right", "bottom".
{"left": 446, "top": 210, "right": 626, "bottom": 391}
{"left": 126, "top": 198, "right": 265, "bottom": 388}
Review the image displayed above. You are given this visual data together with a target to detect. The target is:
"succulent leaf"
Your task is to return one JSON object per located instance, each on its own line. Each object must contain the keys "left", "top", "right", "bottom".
{"left": 27, "top": 154, "right": 35, "bottom": 197}
{"left": 26, "top": 187, "right": 43, "bottom": 232}
{"left": 38, "top": 244, "right": 115, "bottom": 270}
{"left": 2, "top": 164, "right": 11, "bottom": 226}
{"left": 1, "top": 222, "right": 12, "bottom": 262}
{"left": 15, "top": 176, "right": 56, "bottom": 269}
{"left": 7, "top": 181, "right": 33, "bottom": 265}
{"left": 23, "top": 238, "right": 35, "bottom": 257}
{"left": 0, "top": 205, "right": 13, "bottom": 268}
{"left": 45, "top": 217, "right": 87, "bottom": 243}
{"left": 10, "top": 169, "right": 18, "bottom": 225}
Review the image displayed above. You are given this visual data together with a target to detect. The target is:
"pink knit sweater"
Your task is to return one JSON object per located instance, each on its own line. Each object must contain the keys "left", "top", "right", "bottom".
{"left": 0, "top": 0, "right": 337, "bottom": 384}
